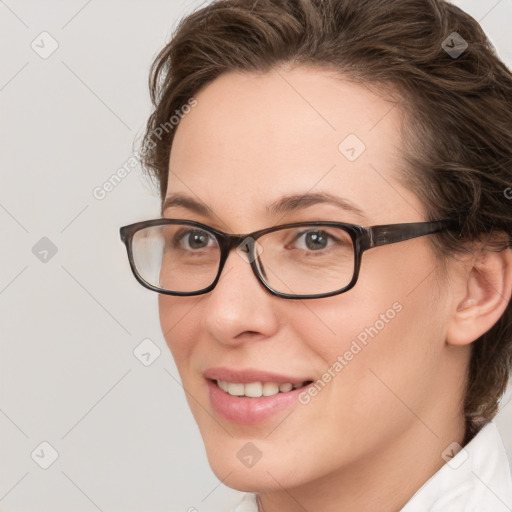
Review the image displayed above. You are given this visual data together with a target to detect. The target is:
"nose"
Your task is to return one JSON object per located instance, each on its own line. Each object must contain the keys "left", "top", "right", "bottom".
{"left": 202, "top": 246, "right": 280, "bottom": 346}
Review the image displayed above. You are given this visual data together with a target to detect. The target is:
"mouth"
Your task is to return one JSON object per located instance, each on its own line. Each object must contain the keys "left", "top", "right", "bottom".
{"left": 213, "top": 379, "right": 313, "bottom": 397}
{"left": 203, "top": 369, "right": 315, "bottom": 424}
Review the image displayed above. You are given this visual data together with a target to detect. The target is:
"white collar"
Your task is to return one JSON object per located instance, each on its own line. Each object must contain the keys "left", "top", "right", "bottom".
{"left": 232, "top": 423, "right": 512, "bottom": 512}
{"left": 402, "top": 422, "right": 512, "bottom": 511}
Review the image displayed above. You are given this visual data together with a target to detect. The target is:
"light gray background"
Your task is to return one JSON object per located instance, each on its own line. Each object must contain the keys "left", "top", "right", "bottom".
{"left": 1, "top": 1, "right": 511, "bottom": 511}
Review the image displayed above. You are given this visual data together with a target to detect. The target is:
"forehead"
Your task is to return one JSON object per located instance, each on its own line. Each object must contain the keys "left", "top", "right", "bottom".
{"left": 167, "top": 66, "right": 422, "bottom": 228}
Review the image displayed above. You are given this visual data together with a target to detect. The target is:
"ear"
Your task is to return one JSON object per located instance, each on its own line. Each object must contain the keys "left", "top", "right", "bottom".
{"left": 446, "top": 245, "right": 512, "bottom": 346}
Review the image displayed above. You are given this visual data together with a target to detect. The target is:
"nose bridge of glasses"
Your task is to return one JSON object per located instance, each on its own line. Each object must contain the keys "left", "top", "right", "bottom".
{"left": 210, "top": 232, "right": 266, "bottom": 289}
{"left": 216, "top": 232, "right": 258, "bottom": 265}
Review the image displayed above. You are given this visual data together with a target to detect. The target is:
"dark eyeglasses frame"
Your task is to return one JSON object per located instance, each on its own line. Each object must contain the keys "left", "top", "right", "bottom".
{"left": 120, "top": 218, "right": 456, "bottom": 299}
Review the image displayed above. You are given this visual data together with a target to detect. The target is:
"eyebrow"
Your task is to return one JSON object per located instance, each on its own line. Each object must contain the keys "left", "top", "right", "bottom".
{"left": 162, "top": 193, "right": 213, "bottom": 216}
{"left": 162, "top": 191, "right": 367, "bottom": 221}
{"left": 266, "top": 192, "right": 366, "bottom": 220}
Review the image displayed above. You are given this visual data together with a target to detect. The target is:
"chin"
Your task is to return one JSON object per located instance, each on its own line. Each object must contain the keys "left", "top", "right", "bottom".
{"left": 203, "top": 441, "right": 308, "bottom": 493}
{"left": 209, "top": 461, "right": 290, "bottom": 493}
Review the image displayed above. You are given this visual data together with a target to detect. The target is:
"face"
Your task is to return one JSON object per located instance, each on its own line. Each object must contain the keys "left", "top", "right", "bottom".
{"left": 159, "top": 66, "right": 453, "bottom": 492}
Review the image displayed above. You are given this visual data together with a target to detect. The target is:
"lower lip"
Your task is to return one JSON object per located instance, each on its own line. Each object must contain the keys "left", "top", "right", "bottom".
{"left": 207, "top": 380, "right": 308, "bottom": 424}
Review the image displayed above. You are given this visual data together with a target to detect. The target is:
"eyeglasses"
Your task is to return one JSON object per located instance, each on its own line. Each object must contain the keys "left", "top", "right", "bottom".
{"left": 119, "top": 218, "right": 454, "bottom": 299}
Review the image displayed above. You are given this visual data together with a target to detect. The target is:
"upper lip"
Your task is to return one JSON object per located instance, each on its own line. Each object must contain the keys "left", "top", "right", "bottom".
{"left": 204, "top": 367, "right": 313, "bottom": 385}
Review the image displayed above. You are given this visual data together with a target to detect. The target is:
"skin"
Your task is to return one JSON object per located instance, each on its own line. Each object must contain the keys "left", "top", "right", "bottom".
{"left": 158, "top": 65, "right": 512, "bottom": 512}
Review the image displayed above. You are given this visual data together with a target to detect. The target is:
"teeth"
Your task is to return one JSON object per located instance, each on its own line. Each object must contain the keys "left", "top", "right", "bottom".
{"left": 217, "top": 380, "right": 304, "bottom": 397}
{"left": 262, "top": 382, "right": 279, "bottom": 396}
{"left": 244, "top": 382, "right": 263, "bottom": 398}
{"left": 227, "top": 383, "right": 244, "bottom": 396}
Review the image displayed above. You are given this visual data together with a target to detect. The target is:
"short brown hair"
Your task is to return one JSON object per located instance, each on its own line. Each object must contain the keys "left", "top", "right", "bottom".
{"left": 140, "top": 0, "right": 512, "bottom": 440}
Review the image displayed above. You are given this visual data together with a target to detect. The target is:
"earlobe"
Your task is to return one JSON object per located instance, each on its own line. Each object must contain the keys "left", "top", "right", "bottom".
{"left": 446, "top": 247, "right": 512, "bottom": 347}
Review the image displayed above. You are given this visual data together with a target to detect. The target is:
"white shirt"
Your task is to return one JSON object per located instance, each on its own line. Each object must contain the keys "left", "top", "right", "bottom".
{"left": 232, "top": 423, "right": 512, "bottom": 512}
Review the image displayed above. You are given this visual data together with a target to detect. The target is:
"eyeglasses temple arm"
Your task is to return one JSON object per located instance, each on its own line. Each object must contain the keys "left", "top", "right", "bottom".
{"left": 364, "top": 220, "right": 454, "bottom": 250}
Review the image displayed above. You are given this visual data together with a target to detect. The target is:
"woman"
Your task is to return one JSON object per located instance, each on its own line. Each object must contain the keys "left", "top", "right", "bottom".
{"left": 120, "top": 0, "right": 512, "bottom": 510}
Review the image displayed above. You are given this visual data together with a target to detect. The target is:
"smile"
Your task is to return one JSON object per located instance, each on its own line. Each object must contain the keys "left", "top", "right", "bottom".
{"left": 216, "top": 380, "right": 312, "bottom": 397}
{"left": 203, "top": 368, "right": 315, "bottom": 424}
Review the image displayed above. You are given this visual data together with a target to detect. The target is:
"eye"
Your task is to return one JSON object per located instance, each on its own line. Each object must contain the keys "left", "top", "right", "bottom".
{"left": 174, "top": 228, "right": 217, "bottom": 250}
{"left": 292, "top": 229, "right": 336, "bottom": 251}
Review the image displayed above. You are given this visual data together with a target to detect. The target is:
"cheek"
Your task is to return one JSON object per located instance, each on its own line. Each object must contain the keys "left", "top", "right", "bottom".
{"left": 158, "top": 294, "right": 201, "bottom": 368}
{"left": 296, "top": 245, "right": 446, "bottom": 415}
